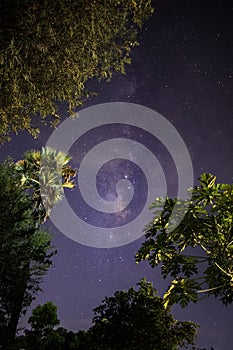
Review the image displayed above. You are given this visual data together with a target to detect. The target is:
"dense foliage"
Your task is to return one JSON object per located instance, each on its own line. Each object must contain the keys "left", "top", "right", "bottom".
{"left": 0, "top": 159, "right": 54, "bottom": 348}
{"left": 0, "top": 149, "right": 76, "bottom": 348}
{"left": 19, "top": 280, "right": 198, "bottom": 350}
{"left": 85, "top": 278, "right": 198, "bottom": 350}
{"left": 136, "top": 173, "right": 233, "bottom": 308}
{"left": 0, "top": 0, "right": 153, "bottom": 142}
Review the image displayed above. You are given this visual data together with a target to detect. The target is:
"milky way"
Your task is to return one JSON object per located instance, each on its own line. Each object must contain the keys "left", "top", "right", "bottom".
{"left": 1, "top": 1, "right": 232, "bottom": 349}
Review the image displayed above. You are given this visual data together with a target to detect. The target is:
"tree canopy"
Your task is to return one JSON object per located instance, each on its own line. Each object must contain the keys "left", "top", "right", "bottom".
{"left": 19, "top": 280, "right": 198, "bottom": 350}
{"left": 22, "top": 302, "right": 63, "bottom": 350}
{"left": 85, "top": 278, "right": 198, "bottom": 350}
{"left": 136, "top": 173, "right": 233, "bottom": 308}
{"left": 19, "top": 302, "right": 80, "bottom": 350}
{"left": 0, "top": 0, "right": 154, "bottom": 142}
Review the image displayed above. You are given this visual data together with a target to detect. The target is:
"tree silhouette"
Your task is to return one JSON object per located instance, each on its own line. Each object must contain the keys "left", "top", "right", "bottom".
{"left": 0, "top": 159, "right": 54, "bottom": 348}
{"left": 0, "top": 148, "right": 76, "bottom": 348}
{"left": 85, "top": 278, "right": 198, "bottom": 349}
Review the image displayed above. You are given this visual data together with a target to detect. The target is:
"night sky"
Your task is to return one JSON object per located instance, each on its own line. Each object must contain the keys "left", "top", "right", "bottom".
{"left": 1, "top": 0, "right": 233, "bottom": 349}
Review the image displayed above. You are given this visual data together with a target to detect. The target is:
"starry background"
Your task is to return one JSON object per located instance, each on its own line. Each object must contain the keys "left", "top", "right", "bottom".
{"left": 1, "top": 0, "right": 233, "bottom": 348}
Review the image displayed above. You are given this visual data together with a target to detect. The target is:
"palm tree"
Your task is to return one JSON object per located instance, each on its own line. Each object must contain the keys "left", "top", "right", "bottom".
{"left": 15, "top": 146, "right": 77, "bottom": 223}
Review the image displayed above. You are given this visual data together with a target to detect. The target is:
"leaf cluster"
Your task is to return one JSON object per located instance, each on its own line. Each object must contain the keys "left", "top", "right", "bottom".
{"left": 0, "top": 0, "right": 154, "bottom": 142}
{"left": 15, "top": 146, "right": 77, "bottom": 221}
{"left": 136, "top": 174, "right": 233, "bottom": 307}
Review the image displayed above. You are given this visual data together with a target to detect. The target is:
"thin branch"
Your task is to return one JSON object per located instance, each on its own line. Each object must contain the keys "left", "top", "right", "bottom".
{"left": 196, "top": 285, "right": 225, "bottom": 293}
{"left": 214, "top": 262, "right": 232, "bottom": 277}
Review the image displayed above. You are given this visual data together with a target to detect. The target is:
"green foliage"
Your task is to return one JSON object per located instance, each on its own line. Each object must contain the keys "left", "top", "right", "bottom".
{"left": 85, "top": 278, "right": 198, "bottom": 350}
{"left": 28, "top": 302, "right": 60, "bottom": 332}
{"left": 20, "top": 302, "right": 81, "bottom": 350}
{"left": 0, "top": 159, "right": 55, "bottom": 348}
{"left": 24, "top": 302, "right": 61, "bottom": 349}
{"left": 0, "top": 0, "right": 154, "bottom": 142}
{"left": 136, "top": 173, "right": 233, "bottom": 308}
{"left": 15, "top": 146, "right": 77, "bottom": 222}
{"left": 0, "top": 150, "right": 76, "bottom": 347}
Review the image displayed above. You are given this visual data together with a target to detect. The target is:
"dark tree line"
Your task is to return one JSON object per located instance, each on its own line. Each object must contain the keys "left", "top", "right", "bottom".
{"left": 17, "top": 280, "right": 198, "bottom": 350}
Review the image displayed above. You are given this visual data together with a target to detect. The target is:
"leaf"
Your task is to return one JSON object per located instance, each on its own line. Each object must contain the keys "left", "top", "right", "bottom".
{"left": 136, "top": 173, "right": 233, "bottom": 306}
{"left": 62, "top": 181, "right": 75, "bottom": 188}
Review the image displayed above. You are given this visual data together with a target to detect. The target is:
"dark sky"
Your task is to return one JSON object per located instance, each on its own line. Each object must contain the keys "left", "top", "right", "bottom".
{"left": 1, "top": 0, "right": 233, "bottom": 349}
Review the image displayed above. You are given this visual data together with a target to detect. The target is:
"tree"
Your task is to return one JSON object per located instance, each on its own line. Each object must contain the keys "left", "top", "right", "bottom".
{"left": 28, "top": 302, "right": 60, "bottom": 334}
{"left": 19, "top": 281, "right": 198, "bottom": 350}
{"left": 84, "top": 278, "right": 198, "bottom": 350}
{"left": 15, "top": 146, "right": 77, "bottom": 222}
{"left": 0, "top": 148, "right": 76, "bottom": 348}
{"left": 23, "top": 302, "right": 62, "bottom": 350}
{"left": 19, "top": 302, "right": 80, "bottom": 350}
{"left": 0, "top": 159, "right": 54, "bottom": 348}
{"left": 136, "top": 173, "right": 233, "bottom": 308}
{"left": 0, "top": 0, "right": 154, "bottom": 142}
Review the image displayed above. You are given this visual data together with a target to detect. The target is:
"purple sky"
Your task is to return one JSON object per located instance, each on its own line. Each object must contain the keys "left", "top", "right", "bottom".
{"left": 1, "top": 1, "right": 233, "bottom": 348}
